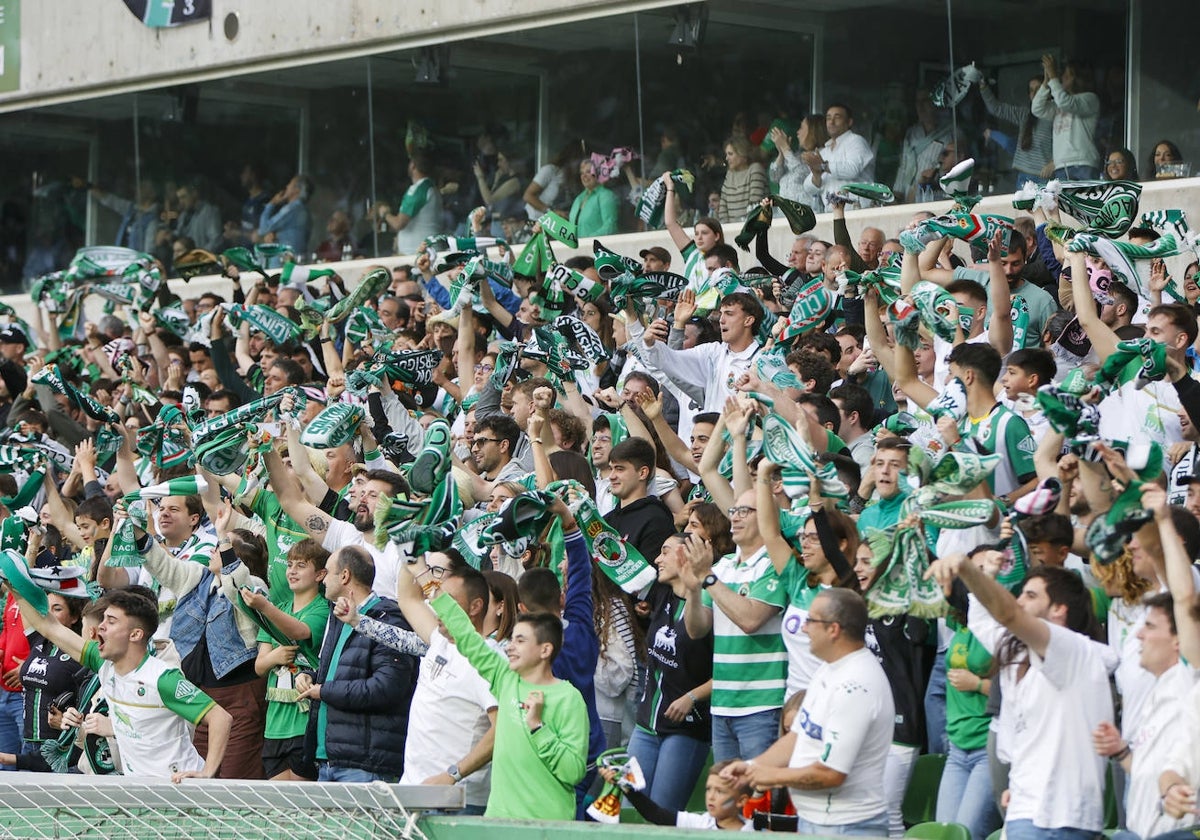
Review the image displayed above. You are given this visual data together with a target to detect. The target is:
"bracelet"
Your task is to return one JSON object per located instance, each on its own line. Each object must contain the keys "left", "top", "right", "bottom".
{"left": 1112, "top": 745, "right": 1131, "bottom": 762}
{"left": 686, "top": 691, "right": 700, "bottom": 706}
{"left": 530, "top": 439, "right": 544, "bottom": 446}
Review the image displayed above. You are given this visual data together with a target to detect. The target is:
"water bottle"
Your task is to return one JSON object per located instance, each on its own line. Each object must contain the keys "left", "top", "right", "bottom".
{"left": 341, "top": 243, "right": 352, "bottom": 262}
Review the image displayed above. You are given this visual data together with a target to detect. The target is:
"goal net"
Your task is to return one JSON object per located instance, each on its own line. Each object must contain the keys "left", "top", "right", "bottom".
{"left": 0, "top": 773, "right": 463, "bottom": 840}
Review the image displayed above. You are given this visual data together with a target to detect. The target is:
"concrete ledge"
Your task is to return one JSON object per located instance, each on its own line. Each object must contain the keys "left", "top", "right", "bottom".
{"left": 5, "top": 178, "right": 1198, "bottom": 327}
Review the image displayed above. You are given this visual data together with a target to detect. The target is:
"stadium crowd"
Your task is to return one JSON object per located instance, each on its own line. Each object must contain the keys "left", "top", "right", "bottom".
{"left": 1, "top": 61, "right": 1200, "bottom": 840}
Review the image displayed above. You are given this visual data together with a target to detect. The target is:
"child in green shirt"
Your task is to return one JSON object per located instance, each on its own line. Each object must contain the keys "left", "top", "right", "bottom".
{"left": 430, "top": 586, "right": 588, "bottom": 821}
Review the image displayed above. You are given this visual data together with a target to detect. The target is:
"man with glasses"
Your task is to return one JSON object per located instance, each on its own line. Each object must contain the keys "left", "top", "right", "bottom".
{"left": 465, "top": 415, "right": 525, "bottom": 502}
{"left": 681, "top": 488, "right": 787, "bottom": 763}
{"left": 721, "top": 589, "right": 893, "bottom": 837}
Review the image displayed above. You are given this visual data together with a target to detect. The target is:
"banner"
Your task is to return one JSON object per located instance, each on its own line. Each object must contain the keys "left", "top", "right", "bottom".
{"left": 0, "top": 1, "right": 20, "bottom": 94}
{"left": 121, "top": 0, "right": 211, "bottom": 27}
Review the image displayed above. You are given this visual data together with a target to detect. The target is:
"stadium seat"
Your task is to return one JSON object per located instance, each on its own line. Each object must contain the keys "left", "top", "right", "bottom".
{"left": 901, "top": 753, "right": 947, "bottom": 827}
{"left": 905, "top": 821, "right": 973, "bottom": 840}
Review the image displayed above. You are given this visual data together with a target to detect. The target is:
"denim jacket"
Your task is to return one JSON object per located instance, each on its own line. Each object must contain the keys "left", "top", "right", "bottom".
{"left": 142, "top": 540, "right": 263, "bottom": 680}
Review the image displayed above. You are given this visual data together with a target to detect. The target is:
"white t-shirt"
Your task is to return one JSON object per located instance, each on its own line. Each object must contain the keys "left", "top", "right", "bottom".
{"left": 788, "top": 647, "right": 893, "bottom": 825}
{"left": 675, "top": 811, "right": 754, "bottom": 831}
{"left": 970, "top": 599, "right": 1118, "bottom": 831}
{"left": 321, "top": 518, "right": 404, "bottom": 601}
{"left": 1098, "top": 380, "right": 1183, "bottom": 449}
{"left": 1127, "top": 661, "right": 1198, "bottom": 839}
{"left": 1108, "top": 597, "right": 1154, "bottom": 741}
{"left": 525, "top": 164, "right": 564, "bottom": 219}
{"left": 399, "top": 632, "right": 498, "bottom": 807}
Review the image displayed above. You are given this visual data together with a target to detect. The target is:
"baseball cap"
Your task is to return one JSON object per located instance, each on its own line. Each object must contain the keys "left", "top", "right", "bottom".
{"left": 638, "top": 246, "right": 671, "bottom": 265}
{"left": 0, "top": 327, "right": 29, "bottom": 347}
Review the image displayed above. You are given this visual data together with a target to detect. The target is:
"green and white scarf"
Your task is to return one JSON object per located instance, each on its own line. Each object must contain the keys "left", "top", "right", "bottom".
{"left": 636, "top": 170, "right": 694, "bottom": 229}
{"left": 1053, "top": 180, "right": 1142, "bottom": 238}
{"left": 1066, "top": 232, "right": 1180, "bottom": 303}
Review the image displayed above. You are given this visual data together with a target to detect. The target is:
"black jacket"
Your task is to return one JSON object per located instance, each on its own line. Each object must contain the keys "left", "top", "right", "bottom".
{"left": 604, "top": 495, "right": 676, "bottom": 562}
{"left": 303, "top": 597, "right": 418, "bottom": 777}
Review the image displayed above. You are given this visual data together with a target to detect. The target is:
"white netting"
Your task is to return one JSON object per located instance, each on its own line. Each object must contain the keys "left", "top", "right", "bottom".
{"left": 0, "top": 774, "right": 461, "bottom": 840}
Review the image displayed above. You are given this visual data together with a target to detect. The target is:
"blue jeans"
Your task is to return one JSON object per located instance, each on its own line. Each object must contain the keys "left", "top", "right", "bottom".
{"left": 0, "top": 691, "right": 23, "bottom": 772}
{"left": 316, "top": 763, "right": 397, "bottom": 783}
{"left": 626, "top": 728, "right": 711, "bottom": 812}
{"left": 1005, "top": 819, "right": 1101, "bottom": 840}
{"left": 1053, "top": 165, "right": 1101, "bottom": 181}
{"left": 936, "top": 744, "right": 1001, "bottom": 840}
{"left": 1016, "top": 173, "right": 1048, "bottom": 190}
{"left": 925, "top": 654, "right": 948, "bottom": 755}
{"left": 711, "top": 708, "right": 781, "bottom": 764}
{"left": 796, "top": 811, "right": 889, "bottom": 836}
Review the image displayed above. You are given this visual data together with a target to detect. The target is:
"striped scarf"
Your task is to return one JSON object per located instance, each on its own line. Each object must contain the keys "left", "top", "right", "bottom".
{"left": 1053, "top": 179, "right": 1142, "bottom": 238}
{"left": 1065, "top": 232, "right": 1181, "bottom": 303}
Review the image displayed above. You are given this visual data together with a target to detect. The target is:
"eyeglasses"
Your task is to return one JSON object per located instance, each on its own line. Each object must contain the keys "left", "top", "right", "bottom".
{"left": 471, "top": 437, "right": 502, "bottom": 448}
{"left": 475, "top": 364, "right": 494, "bottom": 372}
{"left": 727, "top": 506, "right": 757, "bottom": 519}
{"left": 416, "top": 565, "right": 448, "bottom": 581}
{"left": 803, "top": 616, "right": 837, "bottom": 627}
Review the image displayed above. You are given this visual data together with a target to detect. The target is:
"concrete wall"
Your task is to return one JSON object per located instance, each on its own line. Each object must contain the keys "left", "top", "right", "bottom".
{"left": 0, "top": 0, "right": 680, "bottom": 111}
{"left": 3, "top": 177, "right": 1198, "bottom": 326}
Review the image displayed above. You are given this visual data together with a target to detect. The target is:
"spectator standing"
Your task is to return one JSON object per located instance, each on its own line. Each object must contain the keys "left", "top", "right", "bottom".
{"left": 1032, "top": 55, "right": 1101, "bottom": 179}
{"left": 721, "top": 590, "right": 894, "bottom": 837}
{"left": 978, "top": 75, "right": 1054, "bottom": 189}
{"left": 296, "top": 545, "right": 418, "bottom": 783}
{"left": 769, "top": 115, "right": 828, "bottom": 211}
{"left": 568, "top": 160, "right": 618, "bottom": 237}
{"left": 378, "top": 153, "right": 443, "bottom": 256}
{"left": 258, "top": 174, "right": 313, "bottom": 257}
{"left": 801, "top": 104, "right": 876, "bottom": 212}
{"left": 717, "top": 137, "right": 768, "bottom": 224}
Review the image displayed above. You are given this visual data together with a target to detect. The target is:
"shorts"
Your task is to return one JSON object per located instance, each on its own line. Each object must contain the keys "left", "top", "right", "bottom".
{"left": 262, "top": 736, "right": 317, "bottom": 780}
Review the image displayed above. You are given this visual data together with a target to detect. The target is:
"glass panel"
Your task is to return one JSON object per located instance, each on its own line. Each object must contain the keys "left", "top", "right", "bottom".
{"left": 1133, "top": 2, "right": 1200, "bottom": 181}
{"left": 365, "top": 47, "right": 541, "bottom": 253}
{"left": 0, "top": 93, "right": 137, "bottom": 293}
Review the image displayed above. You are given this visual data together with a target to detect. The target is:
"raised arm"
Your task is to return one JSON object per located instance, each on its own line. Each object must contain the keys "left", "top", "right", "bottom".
{"left": 756, "top": 459, "right": 797, "bottom": 576}
{"left": 1067, "top": 251, "right": 1118, "bottom": 360}
{"left": 696, "top": 408, "right": 734, "bottom": 512}
{"left": 660, "top": 172, "right": 692, "bottom": 252}
{"left": 1147, "top": 485, "right": 1200, "bottom": 664}
{"left": 262, "top": 449, "right": 333, "bottom": 541}
{"left": 14, "top": 596, "right": 85, "bottom": 664}
{"left": 986, "top": 230, "right": 1014, "bottom": 355}
{"left": 933, "top": 551, "right": 1051, "bottom": 657}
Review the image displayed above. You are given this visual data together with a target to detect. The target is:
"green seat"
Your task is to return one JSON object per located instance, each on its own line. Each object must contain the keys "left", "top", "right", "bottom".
{"left": 905, "top": 821, "right": 973, "bottom": 840}
{"left": 901, "top": 753, "right": 947, "bottom": 827}
{"left": 986, "top": 830, "right": 1003, "bottom": 840}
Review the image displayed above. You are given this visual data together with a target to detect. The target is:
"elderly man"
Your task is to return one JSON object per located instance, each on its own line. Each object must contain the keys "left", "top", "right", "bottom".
{"left": 722, "top": 589, "right": 894, "bottom": 836}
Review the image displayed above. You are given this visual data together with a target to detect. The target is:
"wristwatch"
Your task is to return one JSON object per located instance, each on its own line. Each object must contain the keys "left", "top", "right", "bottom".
{"left": 701, "top": 573, "right": 719, "bottom": 589}
{"left": 446, "top": 764, "right": 463, "bottom": 783}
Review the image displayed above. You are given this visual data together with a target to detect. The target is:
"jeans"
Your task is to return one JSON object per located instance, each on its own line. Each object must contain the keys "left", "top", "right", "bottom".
{"left": 1016, "top": 173, "right": 1048, "bottom": 190}
{"left": 1053, "top": 165, "right": 1101, "bottom": 181}
{"left": 796, "top": 811, "right": 889, "bottom": 837}
{"left": 626, "top": 728, "right": 711, "bottom": 813}
{"left": 0, "top": 691, "right": 23, "bottom": 772}
{"left": 936, "top": 744, "right": 1002, "bottom": 840}
{"left": 1005, "top": 819, "right": 1102, "bottom": 840}
{"left": 711, "top": 708, "right": 781, "bottom": 764}
{"left": 987, "top": 729, "right": 1011, "bottom": 815}
{"left": 885, "top": 744, "right": 919, "bottom": 838}
{"left": 925, "top": 654, "right": 949, "bottom": 755}
{"left": 317, "top": 763, "right": 397, "bottom": 783}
